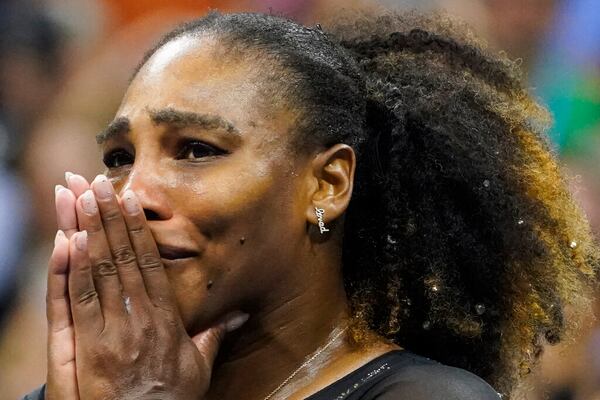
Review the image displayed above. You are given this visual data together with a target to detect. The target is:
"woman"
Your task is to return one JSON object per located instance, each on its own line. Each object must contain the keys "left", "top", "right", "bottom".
{"left": 23, "top": 10, "right": 599, "bottom": 400}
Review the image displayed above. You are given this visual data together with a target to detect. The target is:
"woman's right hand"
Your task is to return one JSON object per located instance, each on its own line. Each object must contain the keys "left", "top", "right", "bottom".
{"left": 46, "top": 173, "right": 90, "bottom": 400}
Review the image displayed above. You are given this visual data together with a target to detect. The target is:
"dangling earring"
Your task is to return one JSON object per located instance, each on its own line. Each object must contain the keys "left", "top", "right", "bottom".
{"left": 314, "top": 206, "right": 329, "bottom": 234}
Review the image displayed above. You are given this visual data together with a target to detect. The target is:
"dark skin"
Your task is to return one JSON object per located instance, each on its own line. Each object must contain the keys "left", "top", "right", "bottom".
{"left": 47, "top": 34, "right": 400, "bottom": 400}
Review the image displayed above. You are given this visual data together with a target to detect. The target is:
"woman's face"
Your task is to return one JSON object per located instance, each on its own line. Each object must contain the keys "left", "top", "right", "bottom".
{"left": 101, "top": 35, "right": 312, "bottom": 334}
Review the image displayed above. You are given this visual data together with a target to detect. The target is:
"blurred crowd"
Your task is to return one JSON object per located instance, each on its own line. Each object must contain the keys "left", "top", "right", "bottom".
{"left": 0, "top": 0, "right": 598, "bottom": 399}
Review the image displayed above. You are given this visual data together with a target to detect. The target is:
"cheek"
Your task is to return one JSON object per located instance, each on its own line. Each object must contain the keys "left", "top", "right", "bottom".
{"left": 166, "top": 165, "right": 300, "bottom": 329}
{"left": 179, "top": 165, "right": 280, "bottom": 236}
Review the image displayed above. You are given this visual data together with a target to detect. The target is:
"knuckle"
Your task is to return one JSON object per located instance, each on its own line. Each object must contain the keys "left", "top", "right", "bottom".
{"left": 113, "top": 246, "right": 137, "bottom": 266}
{"left": 128, "top": 225, "right": 146, "bottom": 237}
{"left": 85, "top": 222, "right": 104, "bottom": 235}
{"left": 93, "top": 258, "right": 118, "bottom": 277}
{"left": 77, "top": 289, "right": 98, "bottom": 305}
{"left": 102, "top": 207, "right": 122, "bottom": 223}
{"left": 139, "top": 253, "right": 163, "bottom": 271}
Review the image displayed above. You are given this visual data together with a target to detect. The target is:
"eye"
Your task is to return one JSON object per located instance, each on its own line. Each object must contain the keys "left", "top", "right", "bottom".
{"left": 103, "top": 149, "right": 134, "bottom": 169}
{"left": 177, "top": 141, "right": 226, "bottom": 160}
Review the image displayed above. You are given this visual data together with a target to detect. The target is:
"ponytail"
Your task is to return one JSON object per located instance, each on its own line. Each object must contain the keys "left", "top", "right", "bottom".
{"left": 331, "top": 11, "right": 599, "bottom": 397}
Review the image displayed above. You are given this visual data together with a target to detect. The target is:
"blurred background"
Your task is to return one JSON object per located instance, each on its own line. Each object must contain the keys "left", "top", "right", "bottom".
{"left": 0, "top": 0, "right": 598, "bottom": 398}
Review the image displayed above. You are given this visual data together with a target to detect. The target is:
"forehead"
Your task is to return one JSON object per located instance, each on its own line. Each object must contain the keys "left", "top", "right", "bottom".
{"left": 118, "top": 34, "right": 296, "bottom": 149}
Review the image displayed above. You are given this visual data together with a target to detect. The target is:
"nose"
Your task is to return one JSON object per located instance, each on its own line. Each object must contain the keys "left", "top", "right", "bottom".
{"left": 118, "top": 168, "right": 173, "bottom": 221}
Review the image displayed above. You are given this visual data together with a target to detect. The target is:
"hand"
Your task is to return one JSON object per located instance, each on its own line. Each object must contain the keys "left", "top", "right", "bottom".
{"left": 46, "top": 173, "right": 91, "bottom": 400}
{"left": 65, "top": 174, "right": 248, "bottom": 399}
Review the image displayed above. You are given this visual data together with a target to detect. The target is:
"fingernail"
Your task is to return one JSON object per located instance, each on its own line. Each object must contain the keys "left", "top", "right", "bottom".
{"left": 123, "top": 190, "right": 140, "bottom": 215}
{"left": 67, "top": 173, "right": 88, "bottom": 189}
{"left": 55, "top": 184, "right": 66, "bottom": 195}
{"left": 54, "top": 230, "right": 65, "bottom": 246}
{"left": 93, "top": 174, "right": 112, "bottom": 199}
{"left": 225, "top": 312, "right": 250, "bottom": 332}
{"left": 81, "top": 190, "right": 97, "bottom": 215}
{"left": 75, "top": 231, "right": 87, "bottom": 251}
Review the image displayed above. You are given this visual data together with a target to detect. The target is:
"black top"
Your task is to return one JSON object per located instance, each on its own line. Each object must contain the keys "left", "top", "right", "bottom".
{"left": 21, "top": 350, "right": 501, "bottom": 400}
{"left": 306, "top": 349, "right": 502, "bottom": 399}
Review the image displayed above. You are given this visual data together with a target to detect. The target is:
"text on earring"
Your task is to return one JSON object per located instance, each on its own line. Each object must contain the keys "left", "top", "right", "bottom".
{"left": 315, "top": 207, "right": 330, "bottom": 234}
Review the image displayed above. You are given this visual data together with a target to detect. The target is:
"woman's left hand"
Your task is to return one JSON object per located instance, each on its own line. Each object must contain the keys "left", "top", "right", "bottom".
{"left": 63, "top": 175, "right": 247, "bottom": 400}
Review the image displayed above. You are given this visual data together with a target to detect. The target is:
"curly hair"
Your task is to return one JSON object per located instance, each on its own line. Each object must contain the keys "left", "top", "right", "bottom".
{"left": 135, "top": 10, "right": 600, "bottom": 398}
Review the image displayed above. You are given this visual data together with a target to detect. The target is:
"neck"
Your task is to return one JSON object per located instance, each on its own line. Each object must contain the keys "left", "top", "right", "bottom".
{"left": 205, "top": 262, "right": 353, "bottom": 400}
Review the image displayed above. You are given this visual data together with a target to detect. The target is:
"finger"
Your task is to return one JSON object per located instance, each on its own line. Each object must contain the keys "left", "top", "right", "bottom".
{"left": 68, "top": 231, "right": 103, "bottom": 334}
{"left": 120, "top": 190, "right": 173, "bottom": 310}
{"left": 55, "top": 185, "right": 78, "bottom": 238}
{"left": 65, "top": 171, "right": 90, "bottom": 198}
{"left": 65, "top": 171, "right": 90, "bottom": 237}
{"left": 191, "top": 312, "right": 249, "bottom": 367}
{"left": 47, "top": 231, "right": 79, "bottom": 399}
{"left": 76, "top": 190, "right": 127, "bottom": 319}
{"left": 90, "top": 175, "right": 148, "bottom": 303}
{"left": 47, "top": 230, "right": 72, "bottom": 333}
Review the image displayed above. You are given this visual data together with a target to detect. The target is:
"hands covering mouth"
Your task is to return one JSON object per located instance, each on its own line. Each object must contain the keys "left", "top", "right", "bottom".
{"left": 47, "top": 172, "right": 249, "bottom": 400}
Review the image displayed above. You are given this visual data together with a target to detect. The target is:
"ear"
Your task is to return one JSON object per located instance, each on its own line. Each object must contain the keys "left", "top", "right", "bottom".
{"left": 305, "top": 143, "right": 356, "bottom": 233}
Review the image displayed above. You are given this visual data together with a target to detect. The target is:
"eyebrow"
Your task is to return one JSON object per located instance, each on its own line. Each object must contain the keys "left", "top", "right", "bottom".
{"left": 149, "top": 108, "right": 240, "bottom": 136}
{"left": 96, "top": 117, "right": 130, "bottom": 144}
{"left": 96, "top": 108, "right": 241, "bottom": 145}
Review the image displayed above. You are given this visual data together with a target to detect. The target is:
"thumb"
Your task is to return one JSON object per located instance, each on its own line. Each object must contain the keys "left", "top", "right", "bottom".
{"left": 191, "top": 311, "right": 250, "bottom": 365}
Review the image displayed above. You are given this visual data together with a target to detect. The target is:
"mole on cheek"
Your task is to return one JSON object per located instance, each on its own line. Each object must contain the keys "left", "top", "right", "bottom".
{"left": 240, "top": 236, "right": 246, "bottom": 245}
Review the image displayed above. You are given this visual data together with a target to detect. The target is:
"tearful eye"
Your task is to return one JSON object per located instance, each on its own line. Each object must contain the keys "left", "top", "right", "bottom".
{"left": 103, "top": 149, "right": 134, "bottom": 169}
{"left": 178, "top": 141, "right": 225, "bottom": 160}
